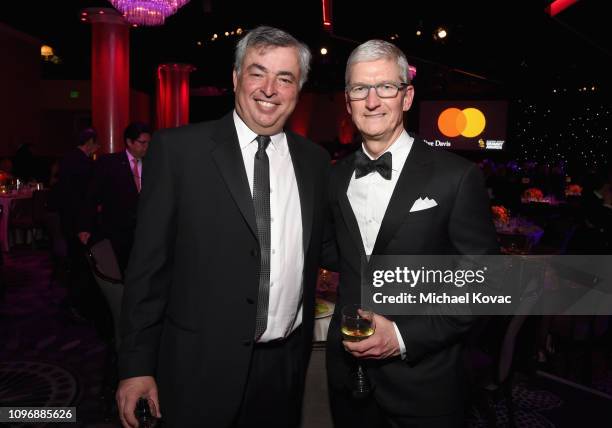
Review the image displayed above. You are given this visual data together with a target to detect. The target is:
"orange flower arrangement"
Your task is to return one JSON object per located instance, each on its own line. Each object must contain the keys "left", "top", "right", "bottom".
{"left": 565, "top": 184, "right": 583, "bottom": 196}
{"left": 491, "top": 205, "right": 509, "bottom": 224}
{"left": 523, "top": 187, "right": 544, "bottom": 201}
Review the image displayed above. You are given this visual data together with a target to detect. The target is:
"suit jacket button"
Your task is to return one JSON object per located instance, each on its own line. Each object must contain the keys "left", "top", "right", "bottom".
{"left": 251, "top": 249, "right": 258, "bottom": 257}
{"left": 246, "top": 298, "right": 254, "bottom": 304}
{"left": 242, "top": 340, "right": 252, "bottom": 346}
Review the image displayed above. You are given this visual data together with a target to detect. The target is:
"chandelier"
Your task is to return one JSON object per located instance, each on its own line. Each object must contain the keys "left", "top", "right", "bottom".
{"left": 110, "top": 0, "right": 190, "bottom": 26}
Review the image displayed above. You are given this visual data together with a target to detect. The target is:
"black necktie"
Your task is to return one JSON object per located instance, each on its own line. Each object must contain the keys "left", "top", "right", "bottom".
{"left": 253, "top": 135, "right": 271, "bottom": 340}
{"left": 354, "top": 150, "right": 392, "bottom": 180}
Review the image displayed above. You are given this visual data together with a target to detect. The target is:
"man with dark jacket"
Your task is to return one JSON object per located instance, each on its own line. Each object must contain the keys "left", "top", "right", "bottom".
{"left": 326, "top": 40, "right": 499, "bottom": 428}
{"left": 55, "top": 128, "right": 99, "bottom": 317}
{"left": 116, "top": 27, "right": 331, "bottom": 428}
{"left": 78, "top": 122, "right": 151, "bottom": 275}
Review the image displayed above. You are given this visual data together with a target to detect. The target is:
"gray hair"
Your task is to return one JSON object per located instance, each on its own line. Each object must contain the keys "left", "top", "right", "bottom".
{"left": 234, "top": 26, "right": 312, "bottom": 89}
{"left": 345, "top": 39, "right": 410, "bottom": 86}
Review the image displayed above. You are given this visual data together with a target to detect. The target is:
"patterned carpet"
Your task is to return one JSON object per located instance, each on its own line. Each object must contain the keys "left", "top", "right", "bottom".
{"left": 0, "top": 249, "right": 118, "bottom": 427}
{"left": 469, "top": 382, "right": 563, "bottom": 428}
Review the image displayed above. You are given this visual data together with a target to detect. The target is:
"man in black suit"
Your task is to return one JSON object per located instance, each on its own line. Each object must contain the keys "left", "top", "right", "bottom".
{"left": 56, "top": 128, "right": 99, "bottom": 249}
{"left": 78, "top": 122, "right": 152, "bottom": 275}
{"left": 116, "top": 26, "right": 331, "bottom": 428}
{"left": 54, "top": 128, "right": 99, "bottom": 318}
{"left": 326, "top": 40, "right": 499, "bottom": 427}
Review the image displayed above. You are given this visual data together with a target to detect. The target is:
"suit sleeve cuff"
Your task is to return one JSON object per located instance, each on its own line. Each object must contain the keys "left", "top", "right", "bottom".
{"left": 393, "top": 321, "right": 407, "bottom": 360}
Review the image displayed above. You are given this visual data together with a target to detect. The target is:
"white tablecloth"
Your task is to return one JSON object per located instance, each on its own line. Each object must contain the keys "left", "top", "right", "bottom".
{"left": 313, "top": 300, "right": 335, "bottom": 342}
{"left": 0, "top": 193, "right": 32, "bottom": 252}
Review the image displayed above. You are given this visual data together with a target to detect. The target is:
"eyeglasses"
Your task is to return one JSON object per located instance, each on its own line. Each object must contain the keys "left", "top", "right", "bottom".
{"left": 346, "top": 82, "right": 410, "bottom": 101}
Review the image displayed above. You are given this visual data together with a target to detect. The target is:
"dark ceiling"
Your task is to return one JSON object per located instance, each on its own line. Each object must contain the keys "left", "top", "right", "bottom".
{"left": 2, "top": 0, "right": 610, "bottom": 97}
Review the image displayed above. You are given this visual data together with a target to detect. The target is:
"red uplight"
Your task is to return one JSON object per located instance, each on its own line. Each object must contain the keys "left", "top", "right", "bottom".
{"left": 545, "top": 0, "right": 579, "bottom": 17}
{"left": 321, "top": 0, "right": 332, "bottom": 31}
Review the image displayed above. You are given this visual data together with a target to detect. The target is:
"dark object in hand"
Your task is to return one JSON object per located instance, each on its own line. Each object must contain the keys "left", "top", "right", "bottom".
{"left": 135, "top": 397, "right": 157, "bottom": 427}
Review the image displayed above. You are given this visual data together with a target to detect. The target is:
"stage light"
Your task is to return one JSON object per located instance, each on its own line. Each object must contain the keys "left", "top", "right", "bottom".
{"left": 320, "top": 47, "right": 328, "bottom": 55}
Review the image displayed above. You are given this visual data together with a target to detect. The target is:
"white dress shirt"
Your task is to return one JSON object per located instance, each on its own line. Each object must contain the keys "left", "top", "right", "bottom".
{"left": 347, "top": 130, "right": 413, "bottom": 357}
{"left": 233, "top": 111, "right": 304, "bottom": 342}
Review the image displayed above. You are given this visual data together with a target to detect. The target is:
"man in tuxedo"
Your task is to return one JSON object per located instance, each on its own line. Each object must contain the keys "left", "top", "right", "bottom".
{"left": 116, "top": 26, "right": 331, "bottom": 428}
{"left": 78, "top": 122, "right": 152, "bottom": 275}
{"left": 326, "top": 40, "right": 499, "bottom": 427}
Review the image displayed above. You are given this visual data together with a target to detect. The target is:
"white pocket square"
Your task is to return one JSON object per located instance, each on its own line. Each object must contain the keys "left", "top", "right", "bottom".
{"left": 409, "top": 197, "right": 438, "bottom": 212}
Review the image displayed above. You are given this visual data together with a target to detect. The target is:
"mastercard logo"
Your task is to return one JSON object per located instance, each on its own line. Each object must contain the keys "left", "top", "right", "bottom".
{"left": 437, "top": 107, "right": 486, "bottom": 138}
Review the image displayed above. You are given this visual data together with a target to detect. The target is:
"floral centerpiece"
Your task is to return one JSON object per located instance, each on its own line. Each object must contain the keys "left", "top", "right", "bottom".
{"left": 523, "top": 187, "right": 544, "bottom": 201}
{"left": 565, "top": 183, "right": 583, "bottom": 196}
{"left": 491, "top": 205, "right": 510, "bottom": 224}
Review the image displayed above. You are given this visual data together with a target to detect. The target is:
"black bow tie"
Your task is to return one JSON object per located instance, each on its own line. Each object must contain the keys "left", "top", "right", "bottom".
{"left": 354, "top": 151, "right": 392, "bottom": 180}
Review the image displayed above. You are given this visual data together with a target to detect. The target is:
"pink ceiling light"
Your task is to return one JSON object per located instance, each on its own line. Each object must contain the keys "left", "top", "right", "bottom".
{"left": 110, "top": 0, "right": 190, "bottom": 26}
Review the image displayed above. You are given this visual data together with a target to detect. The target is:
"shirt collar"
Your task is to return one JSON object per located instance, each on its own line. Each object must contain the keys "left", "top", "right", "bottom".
{"left": 125, "top": 149, "right": 139, "bottom": 164}
{"left": 233, "top": 110, "right": 287, "bottom": 156}
{"left": 360, "top": 130, "right": 413, "bottom": 172}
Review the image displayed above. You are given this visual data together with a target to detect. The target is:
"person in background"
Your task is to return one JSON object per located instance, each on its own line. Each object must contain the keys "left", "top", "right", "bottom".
{"left": 78, "top": 122, "right": 152, "bottom": 276}
{"left": 12, "top": 143, "right": 36, "bottom": 182}
{"left": 568, "top": 165, "right": 612, "bottom": 253}
{"left": 55, "top": 128, "right": 99, "bottom": 320}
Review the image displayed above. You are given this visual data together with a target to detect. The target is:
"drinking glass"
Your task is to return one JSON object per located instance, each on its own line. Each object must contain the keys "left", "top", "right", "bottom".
{"left": 341, "top": 304, "right": 375, "bottom": 399}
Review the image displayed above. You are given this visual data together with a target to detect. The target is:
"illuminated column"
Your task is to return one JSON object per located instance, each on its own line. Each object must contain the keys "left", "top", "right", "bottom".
{"left": 545, "top": 0, "right": 579, "bottom": 16}
{"left": 82, "top": 7, "right": 130, "bottom": 154}
{"left": 322, "top": 0, "right": 333, "bottom": 32}
{"left": 156, "top": 63, "right": 195, "bottom": 129}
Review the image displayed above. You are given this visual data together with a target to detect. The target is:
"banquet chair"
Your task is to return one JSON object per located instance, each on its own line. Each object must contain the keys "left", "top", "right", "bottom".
{"left": 86, "top": 239, "right": 124, "bottom": 352}
{"left": 8, "top": 197, "right": 34, "bottom": 249}
{"left": 31, "top": 189, "right": 51, "bottom": 246}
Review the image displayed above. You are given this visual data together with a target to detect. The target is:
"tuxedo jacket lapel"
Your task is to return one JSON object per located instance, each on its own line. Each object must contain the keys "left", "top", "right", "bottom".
{"left": 337, "top": 154, "right": 367, "bottom": 258}
{"left": 210, "top": 114, "right": 258, "bottom": 239}
{"left": 287, "top": 132, "right": 314, "bottom": 254}
{"left": 371, "top": 138, "right": 433, "bottom": 255}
